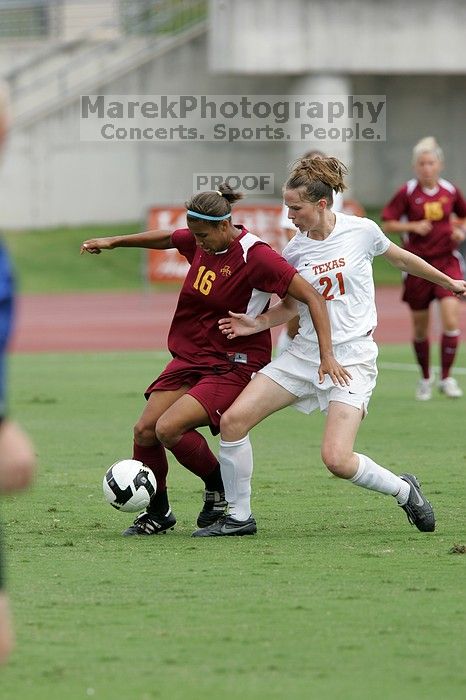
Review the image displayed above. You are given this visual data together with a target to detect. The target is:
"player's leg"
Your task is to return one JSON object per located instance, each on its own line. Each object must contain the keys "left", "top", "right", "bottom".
{"left": 0, "top": 591, "right": 13, "bottom": 666}
{"left": 134, "top": 386, "right": 189, "bottom": 489}
{"left": 411, "top": 308, "right": 434, "bottom": 399}
{"left": 403, "top": 275, "right": 434, "bottom": 400}
{"left": 154, "top": 382, "right": 235, "bottom": 526}
{"left": 221, "top": 373, "right": 297, "bottom": 513}
{"left": 125, "top": 387, "right": 189, "bottom": 536}
{"left": 438, "top": 295, "right": 462, "bottom": 396}
{"left": 156, "top": 393, "right": 224, "bottom": 499}
{"left": 192, "top": 373, "right": 297, "bottom": 537}
{"left": 321, "top": 401, "right": 435, "bottom": 532}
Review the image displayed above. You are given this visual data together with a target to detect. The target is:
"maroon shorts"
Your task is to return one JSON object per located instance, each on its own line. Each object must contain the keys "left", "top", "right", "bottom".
{"left": 144, "top": 357, "right": 255, "bottom": 434}
{"left": 402, "top": 254, "right": 463, "bottom": 311}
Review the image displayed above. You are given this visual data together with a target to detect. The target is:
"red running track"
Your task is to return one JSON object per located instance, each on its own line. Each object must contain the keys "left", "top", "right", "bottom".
{"left": 9, "top": 288, "right": 466, "bottom": 353}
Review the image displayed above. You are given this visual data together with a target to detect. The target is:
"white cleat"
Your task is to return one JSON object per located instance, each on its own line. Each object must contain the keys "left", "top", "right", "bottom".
{"left": 415, "top": 376, "right": 434, "bottom": 401}
{"left": 438, "top": 376, "right": 463, "bottom": 398}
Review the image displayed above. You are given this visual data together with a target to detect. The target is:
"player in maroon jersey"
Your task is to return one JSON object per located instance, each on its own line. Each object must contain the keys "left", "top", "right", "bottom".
{"left": 382, "top": 137, "right": 466, "bottom": 401}
{"left": 81, "top": 185, "right": 350, "bottom": 536}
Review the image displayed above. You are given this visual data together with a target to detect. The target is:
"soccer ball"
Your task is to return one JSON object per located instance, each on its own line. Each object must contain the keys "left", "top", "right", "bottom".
{"left": 103, "top": 459, "right": 156, "bottom": 512}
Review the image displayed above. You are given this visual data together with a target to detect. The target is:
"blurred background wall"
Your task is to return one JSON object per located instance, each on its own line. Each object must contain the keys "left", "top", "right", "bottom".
{"left": 0, "top": 0, "right": 465, "bottom": 229}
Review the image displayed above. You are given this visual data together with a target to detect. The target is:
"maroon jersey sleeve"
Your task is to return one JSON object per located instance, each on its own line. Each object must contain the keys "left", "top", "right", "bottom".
{"left": 381, "top": 185, "right": 409, "bottom": 221}
{"left": 453, "top": 187, "right": 466, "bottom": 218}
{"left": 244, "top": 242, "right": 296, "bottom": 297}
{"left": 171, "top": 228, "right": 197, "bottom": 263}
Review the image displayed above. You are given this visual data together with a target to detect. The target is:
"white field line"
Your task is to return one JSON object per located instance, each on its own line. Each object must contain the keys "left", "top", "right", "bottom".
{"left": 379, "top": 362, "right": 466, "bottom": 375}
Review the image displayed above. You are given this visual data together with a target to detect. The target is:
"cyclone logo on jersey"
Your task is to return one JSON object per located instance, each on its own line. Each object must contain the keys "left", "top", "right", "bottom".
{"left": 220, "top": 265, "right": 232, "bottom": 277}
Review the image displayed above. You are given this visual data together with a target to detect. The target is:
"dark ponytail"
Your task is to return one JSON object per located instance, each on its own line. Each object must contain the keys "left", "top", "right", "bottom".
{"left": 186, "top": 183, "right": 243, "bottom": 225}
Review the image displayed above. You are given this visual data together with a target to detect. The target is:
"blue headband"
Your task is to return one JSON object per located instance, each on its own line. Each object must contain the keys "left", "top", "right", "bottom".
{"left": 186, "top": 210, "right": 231, "bottom": 221}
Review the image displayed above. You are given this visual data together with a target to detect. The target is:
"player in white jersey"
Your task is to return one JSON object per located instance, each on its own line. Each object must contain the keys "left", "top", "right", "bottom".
{"left": 275, "top": 149, "right": 344, "bottom": 355}
{"left": 193, "top": 156, "right": 466, "bottom": 538}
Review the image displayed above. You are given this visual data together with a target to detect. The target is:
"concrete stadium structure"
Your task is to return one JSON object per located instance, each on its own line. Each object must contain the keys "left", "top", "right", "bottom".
{"left": 0, "top": 0, "right": 465, "bottom": 229}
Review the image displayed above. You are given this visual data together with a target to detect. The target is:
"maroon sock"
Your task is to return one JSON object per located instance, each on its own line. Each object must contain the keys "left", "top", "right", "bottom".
{"left": 170, "top": 430, "right": 223, "bottom": 490}
{"left": 132, "top": 441, "right": 169, "bottom": 492}
{"left": 413, "top": 339, "right": 430, "bottom": 379}
{"left": 441, "top": 333, "right": 459, "bottom": 380}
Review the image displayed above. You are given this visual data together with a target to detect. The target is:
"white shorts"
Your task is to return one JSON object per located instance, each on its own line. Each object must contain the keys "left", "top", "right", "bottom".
{"left": 259, "top": 338, "right": 378, "bottom": 416}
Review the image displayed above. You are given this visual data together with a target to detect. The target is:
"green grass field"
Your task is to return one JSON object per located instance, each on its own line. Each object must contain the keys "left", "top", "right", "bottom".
{"left": 2, "top": 223, "right": 146, "bottom": 293}
{"left": 1, "top": 344, "right": 465, "bottom": 700}
{"left": 1, "top": 209, "right": 402, "bottom": 292}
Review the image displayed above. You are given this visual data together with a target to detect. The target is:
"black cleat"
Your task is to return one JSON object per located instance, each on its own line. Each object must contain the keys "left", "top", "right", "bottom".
{"left": 399, "top": 473, "right": 435, "bottom": 532}
{"left": 123, "top": 510, "right": 176, "bottom": 536}
{"left": 192, "top": 514, "right": 257, "bottom": 537}
{"left": 196, "top": 490, "right": 228, "bottom": 527}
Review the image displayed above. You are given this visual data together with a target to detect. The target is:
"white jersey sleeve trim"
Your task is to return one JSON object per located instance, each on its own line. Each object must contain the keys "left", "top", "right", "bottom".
{"left": 406, "top": 178, "right": 418, "bottom": 196}
{"left": 438, "top": 178, "right": 456, "bottom": 195}
{"left": 238, "top": 231, "right": 267, "bottom": 263}
{"left": 238, "top": 232, "right": 275, "bottom": 317}
{"left": 245, "top": 288, "right": 273, "bottom": 318}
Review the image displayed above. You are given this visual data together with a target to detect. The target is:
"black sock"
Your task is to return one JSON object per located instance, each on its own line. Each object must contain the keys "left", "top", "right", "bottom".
{"left": 147, "top": 489, "right": 170, "bottom": 516}
{"left": 203, "top": 464, "right": 224, "bottom": 493}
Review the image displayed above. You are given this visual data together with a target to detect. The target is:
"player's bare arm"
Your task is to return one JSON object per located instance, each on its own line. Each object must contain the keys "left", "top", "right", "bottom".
{"left": 383, "top": 242, "right": 466, "bottom": 296}
{"left": 80, "top": 229, "right": 173, "bottom": 254}
{"left": 383, "top": 219, "right": 432, "bottom": 236}
{"left": 220, "top": 275, "right": 352, "bottom": 387}
{"left": 218, "top": 295, "right": 297, "bottom": 338}
{"left": 287, "top": 274, "right": 351, "bottom": 386}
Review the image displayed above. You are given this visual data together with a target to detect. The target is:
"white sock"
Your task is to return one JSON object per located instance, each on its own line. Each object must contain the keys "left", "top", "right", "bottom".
{"left": 219, "top": 436, "right": 253, "bottom": 521}
{"left": 351, "top": 453, "right": 410, "bottom": 504}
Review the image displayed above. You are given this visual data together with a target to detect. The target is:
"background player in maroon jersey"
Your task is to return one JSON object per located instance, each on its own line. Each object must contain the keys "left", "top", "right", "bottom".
{"left": 81, "top": 185, "right": 349, "bottom": 536}
{"left": 382, "top": 137, "right": 466, "bottom": 400}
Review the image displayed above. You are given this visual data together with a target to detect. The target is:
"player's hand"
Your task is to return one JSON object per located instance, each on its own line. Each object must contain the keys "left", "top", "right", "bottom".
{"left": 451, "top": 225, "right": 466, "bottom": 244}
{"left": 318, "top": 357, "right": 352, "bottom": 386}
{"left": 218, "top": 311, "right": 262, "bottom": 339}
{"left": 80, "top": 238, "right": 113, "bottom": 255}
{"left": 411, "top": 220, "right": 432, "bottom": 236}
{"left": 449, "top": 278, "right": 466, "bottom": 297}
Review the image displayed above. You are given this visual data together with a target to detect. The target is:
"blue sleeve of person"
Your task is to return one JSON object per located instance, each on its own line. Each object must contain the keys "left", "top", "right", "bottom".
{"left": 0, "top": 241, "right": 15, "bottom": 417}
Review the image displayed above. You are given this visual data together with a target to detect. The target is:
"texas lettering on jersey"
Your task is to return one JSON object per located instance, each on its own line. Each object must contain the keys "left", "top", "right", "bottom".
{"left": 283, "top": 213, "right": 390, "bottom": 348}
{"left": 311, "top": 257, "right": 346, "bottom": 276}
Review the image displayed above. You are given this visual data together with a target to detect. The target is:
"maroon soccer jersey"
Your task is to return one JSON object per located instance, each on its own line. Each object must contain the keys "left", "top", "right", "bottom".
{"left": 168, "top": 225, "right": 296, "bottom": 371}
{"left": 381, "top": 178, "right": 466, "bottom": 258}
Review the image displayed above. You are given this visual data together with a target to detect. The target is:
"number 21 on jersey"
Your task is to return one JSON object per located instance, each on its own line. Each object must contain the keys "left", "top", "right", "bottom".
{"left": 319, "top": 272, "right": 346, "bottom": 300}
{"left": 193, "top": 265, "right": 216, "bottom": 296}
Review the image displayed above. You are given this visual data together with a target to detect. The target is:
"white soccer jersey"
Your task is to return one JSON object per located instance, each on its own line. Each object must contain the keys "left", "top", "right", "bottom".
{"left": 283, "top": 213, "right": 390, "bottom": 359}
